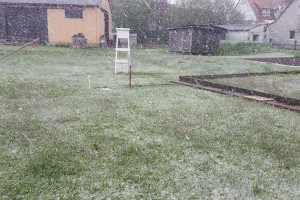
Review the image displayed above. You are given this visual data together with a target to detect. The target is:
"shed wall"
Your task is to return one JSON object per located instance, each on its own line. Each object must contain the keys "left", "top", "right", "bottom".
{"left": 191, "top": 30, "right": 206, "bottom": 54}
{"left": 168, "top": 29, "right": 192, "bottom": 53}
{"left": 0, "top": 9, "right": 5, "bottom": 38}
{"left": 226, "top": 31, "right": 249, "bottom": 41}
{"left": 169, "top": 27, "right": 223, "bottom": 55}
{"left": 192, "top": 30, "right": 222, "bottom": 55}
{"left": 0, "top": 7, "right": 48, "bottom": 42}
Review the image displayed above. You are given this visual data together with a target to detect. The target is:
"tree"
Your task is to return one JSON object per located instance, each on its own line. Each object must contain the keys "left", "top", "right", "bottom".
{"left": 110, "top": 0, "right": 170, "bottom": 43}
{"left": 170, "top": 0, "right": 243, "bottom": 27}
{"left": 110, "top": 0, "right": 243, "bottom": 44}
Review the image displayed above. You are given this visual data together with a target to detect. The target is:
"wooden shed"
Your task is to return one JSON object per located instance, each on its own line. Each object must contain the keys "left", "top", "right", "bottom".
{"left": 0, "top": 0, "right": 112, "bottom": 46}
{"left": 167, "top": 24, "right": 226, "bottom": 55}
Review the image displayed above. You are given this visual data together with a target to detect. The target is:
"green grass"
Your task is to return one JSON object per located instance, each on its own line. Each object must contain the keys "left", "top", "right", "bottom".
{"left": 0, "top": 45, "right": 300, "bottom": 199}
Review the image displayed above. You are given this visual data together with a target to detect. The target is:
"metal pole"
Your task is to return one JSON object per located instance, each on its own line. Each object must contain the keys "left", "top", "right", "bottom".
{"left": 0, "top": 38, "right": 39, "bottom": 60}
{"left": 129, "top": 65, "right": 132, "bottom": 88}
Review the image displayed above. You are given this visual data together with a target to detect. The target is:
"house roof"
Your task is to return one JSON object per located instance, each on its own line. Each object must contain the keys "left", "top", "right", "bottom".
{"left": 217, "top": 22, "right": 267, "bottom": 31}
{"left": 251, "top": 0, "right": 283, "bottom": 9}
{"left": 247, "top": 0, "right": 284, "bottom": 21}
{"left": 0, "top": 0, "right": 103, "bottom": 7}
{"left": 248, "top": 0, "right": 275, "bottom": 20}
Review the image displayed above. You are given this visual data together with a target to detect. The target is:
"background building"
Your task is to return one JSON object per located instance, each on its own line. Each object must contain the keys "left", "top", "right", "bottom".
{"left": 0, "top": 0, "right": 112, "bottom": 46}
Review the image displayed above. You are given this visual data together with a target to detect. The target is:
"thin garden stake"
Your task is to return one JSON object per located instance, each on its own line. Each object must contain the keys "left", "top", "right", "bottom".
{"left": 0, "top": 38, "right": 40, "bottom": 60}
{"left": 88, "top": 75, "right": 91, "bottom": 89}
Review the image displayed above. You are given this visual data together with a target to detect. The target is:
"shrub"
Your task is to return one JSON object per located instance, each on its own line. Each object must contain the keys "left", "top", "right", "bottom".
{"left": 218, "top": 42, "right": 276, "bottom": 56}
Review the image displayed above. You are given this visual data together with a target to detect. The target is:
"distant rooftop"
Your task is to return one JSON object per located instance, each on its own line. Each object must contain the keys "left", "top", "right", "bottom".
{"left": 217, "top": 22, "right": 267, "bottom": 31}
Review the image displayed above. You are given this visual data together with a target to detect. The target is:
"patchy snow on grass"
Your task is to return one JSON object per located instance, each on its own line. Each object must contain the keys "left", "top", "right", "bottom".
{"left": 0, "top": 46, "right": 299, "bottom": 199}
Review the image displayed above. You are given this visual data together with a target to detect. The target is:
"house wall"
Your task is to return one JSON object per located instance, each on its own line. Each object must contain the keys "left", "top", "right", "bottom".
{"left": 236, "top": 0, "right": 257, "bottom": 21}
{"left": 225, "top": 25, "right": 267, "bottom": 43}
{"left": 47, "top": 8, "right": 101, "bottom": 45}
{"left": 269, "top": 0, "right": 300, "bottom": 46}
{"left": 250, "top": 25, "right": 268, "bottom": 42}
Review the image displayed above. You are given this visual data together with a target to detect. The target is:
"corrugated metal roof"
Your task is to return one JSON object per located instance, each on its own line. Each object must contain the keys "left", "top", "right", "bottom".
{"left": 0, "top": 0, "right": 103, "bottom": 6}
{"left": 167, "top": 24, "right": 227, "bottom": 32}
{"left": 217, "top": 23, "right": 267, "bottom": 31}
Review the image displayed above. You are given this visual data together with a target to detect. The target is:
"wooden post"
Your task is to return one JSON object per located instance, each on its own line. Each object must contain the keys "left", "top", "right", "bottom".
{"left": 128, "top": 52, "right": 132, "bottom": 87}
{"left": 129, "top": 65, "right": 132, "bottom": 88}
{"left": 294, "top": 40, "right": 297, "bottom": 50}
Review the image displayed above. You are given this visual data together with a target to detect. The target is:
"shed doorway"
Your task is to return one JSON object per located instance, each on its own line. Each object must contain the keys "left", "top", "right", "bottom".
{"left": 0, "top": 7, "right": 48, "bottom": 42}
{"left": 104, "top": 12, "right": 109, "bottom": 41}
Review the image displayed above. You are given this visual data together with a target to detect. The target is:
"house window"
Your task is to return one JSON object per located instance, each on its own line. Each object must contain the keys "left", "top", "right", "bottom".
{"left": 65, "top": 9, "right": 83, "bottom": 19}
{"left": 253, "top": 35, "right": 259, "bottom": 41}
{"left": 262, "top": 9, "right": 270, "bottom": 17}
{"left": 290, "top": 30, "right": 296, "bottom": 39}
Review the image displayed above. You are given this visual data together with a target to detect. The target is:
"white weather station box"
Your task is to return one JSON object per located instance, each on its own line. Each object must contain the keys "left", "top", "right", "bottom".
{"left": 115, "top": 28, "right": 132, "bottom": 74}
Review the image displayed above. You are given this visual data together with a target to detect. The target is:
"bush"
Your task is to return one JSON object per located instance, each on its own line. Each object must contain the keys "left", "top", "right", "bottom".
{"left": 218, "top": 41, "right": 276, "bottom": 56}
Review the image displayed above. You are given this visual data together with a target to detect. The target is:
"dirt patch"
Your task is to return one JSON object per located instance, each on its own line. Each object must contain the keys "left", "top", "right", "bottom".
{"left": 245, "top": 57, "right": 300, "bottom": 66}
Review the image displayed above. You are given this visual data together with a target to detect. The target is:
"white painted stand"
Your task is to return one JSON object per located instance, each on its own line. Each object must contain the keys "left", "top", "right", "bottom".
{"left": 115, "top": 28, "right": 131, "bottom": 74}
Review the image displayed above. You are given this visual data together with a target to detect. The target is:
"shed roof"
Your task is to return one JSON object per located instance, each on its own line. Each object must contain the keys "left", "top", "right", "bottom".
{"left": 0, "top": 0, "right": 103, "bottom": 7}
{"left": 167, "top": 24, "right": 227, "bottom": 32}
{"left": 217, "top": 22, "right": 267, "bottom": 31}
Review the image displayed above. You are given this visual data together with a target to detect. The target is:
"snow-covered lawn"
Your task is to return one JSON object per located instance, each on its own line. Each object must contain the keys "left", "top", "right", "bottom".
{"left": 0, "top": 46, "right": 299, "bottom": 199}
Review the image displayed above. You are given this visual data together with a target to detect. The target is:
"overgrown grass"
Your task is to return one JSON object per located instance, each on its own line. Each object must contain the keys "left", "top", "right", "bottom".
{"left": 0, "top": 45, "right": 300, "bottom": 199}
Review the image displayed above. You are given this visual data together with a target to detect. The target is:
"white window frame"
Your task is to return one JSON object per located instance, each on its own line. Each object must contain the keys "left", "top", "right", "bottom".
{"left": 262, "top": 9, "right": 270, "bottom": 17}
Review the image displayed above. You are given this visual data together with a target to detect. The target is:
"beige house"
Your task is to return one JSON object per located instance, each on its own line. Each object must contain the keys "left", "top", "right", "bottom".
{"left": 0, "top": 0, "right": 112, "bottom": 46}
{"left": 268, "top": 0, "right": 300, "bottom": 47}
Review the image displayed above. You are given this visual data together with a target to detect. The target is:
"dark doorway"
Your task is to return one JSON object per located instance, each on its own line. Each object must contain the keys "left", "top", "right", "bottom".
{"left": 0, "top": 7, "right": 48, "bottom": 43}
{"left": 104, "top": 11, "right": 109, "bottom": 41}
